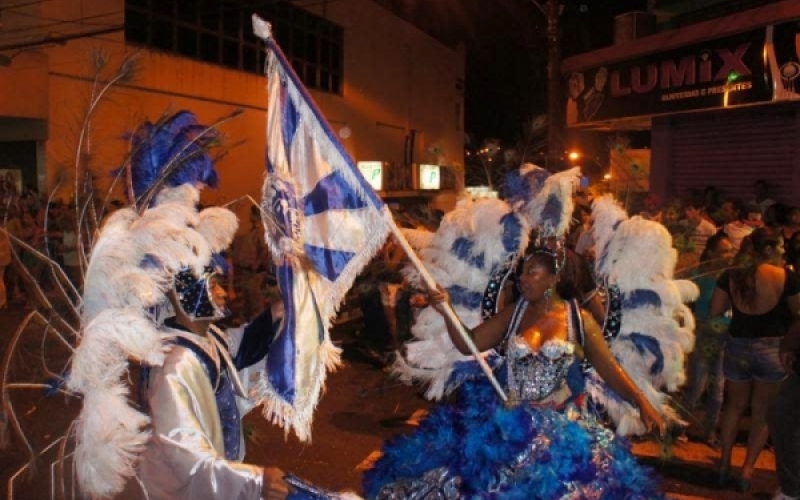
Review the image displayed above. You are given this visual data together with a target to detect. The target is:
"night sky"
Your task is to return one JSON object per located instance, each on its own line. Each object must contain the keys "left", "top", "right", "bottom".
{"left": 383, "top": 0, "right": 649, "bottom": 143}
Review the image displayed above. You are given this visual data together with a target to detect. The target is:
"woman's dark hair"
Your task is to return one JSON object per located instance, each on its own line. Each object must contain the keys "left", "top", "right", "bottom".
{"left": 521, "top": 247, "right": 558, "bottom": 275}
{"left": 699, "top": 231, "right": 729, "bottom": 263}
{"left": 729, "top": 227, "right": 782, "bottom": 307}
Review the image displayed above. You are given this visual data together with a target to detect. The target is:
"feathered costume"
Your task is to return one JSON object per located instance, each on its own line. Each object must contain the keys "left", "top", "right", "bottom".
{"left": 586, "top": 195, "right": 698, "bottom": 435}
{"left": 67, "top": 111, "right": 271, "bottom": 500}
{"left": 360, "top": 165, "right": 693, "bottom": 499}
{"left": 394, "top": 164, "right": 576, "bottom": 399}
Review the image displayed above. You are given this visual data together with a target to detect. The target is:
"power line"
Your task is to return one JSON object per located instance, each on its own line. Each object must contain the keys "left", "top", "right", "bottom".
{"left": 0, "top": 10, "right": 123, "bottom": 37}
{"left": 0, "top": 0, "right": 59, "bottom": 11}
{"left": 0, "top": 26, "right": 123, "bottom": 51}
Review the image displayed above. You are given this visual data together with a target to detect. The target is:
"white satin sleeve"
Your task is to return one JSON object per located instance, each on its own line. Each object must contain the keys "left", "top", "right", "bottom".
{"left": 139, "top": 345, "right": 264, "bottom": 500}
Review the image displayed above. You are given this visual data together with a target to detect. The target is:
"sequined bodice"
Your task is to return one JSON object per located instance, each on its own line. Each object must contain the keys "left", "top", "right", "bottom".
{"left": 502, "top": 300, "right": 579, "bottom": 402}
{"left": 506, "top": 338, "right": 575, "bottom": 402}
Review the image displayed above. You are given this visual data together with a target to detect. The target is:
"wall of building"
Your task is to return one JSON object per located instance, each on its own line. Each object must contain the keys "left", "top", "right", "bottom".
{"left": 303, "top": 0, "right": 465, "bottom": 170}
{"left": 0, "top": 0, "right": 465, "bottom": 217}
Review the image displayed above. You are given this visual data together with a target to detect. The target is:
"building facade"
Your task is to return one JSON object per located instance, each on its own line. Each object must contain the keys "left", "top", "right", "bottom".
{"left": 563, "top": 0, "right": 800, "bottom": 205}
{"left": 0, "top": 0, "right": 465, "bottom": 213}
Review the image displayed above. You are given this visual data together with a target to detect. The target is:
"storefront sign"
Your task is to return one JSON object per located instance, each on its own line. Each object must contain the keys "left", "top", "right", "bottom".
{"left": 566, "top": 28, "right": 778, "bottom": 125}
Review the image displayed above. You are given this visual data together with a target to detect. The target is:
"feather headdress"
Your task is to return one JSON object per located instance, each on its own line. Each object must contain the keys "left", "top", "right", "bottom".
{"left": 114, "top": 111, "right": 220, "bottom": 207}
{"left": 395, "top": 164, "right": 579, "bottom": 399}
{"left": 68, "top": 111, "right": 238, "bottom": 499}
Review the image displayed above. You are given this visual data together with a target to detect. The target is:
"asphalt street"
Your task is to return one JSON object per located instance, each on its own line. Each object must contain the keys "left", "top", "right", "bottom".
{"left": 0, "top": 308, "right": 780, "bottom": 500}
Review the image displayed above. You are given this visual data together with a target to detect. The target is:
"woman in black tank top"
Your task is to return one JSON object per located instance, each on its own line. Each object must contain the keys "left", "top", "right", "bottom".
{"left": 710, "top": 228, "right": 800, "bottom": 492}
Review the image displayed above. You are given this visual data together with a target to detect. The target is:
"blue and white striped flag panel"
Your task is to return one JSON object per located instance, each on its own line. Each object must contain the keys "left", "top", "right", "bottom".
{"left": 253, "top": 15, "right": 391, "bottom": 441}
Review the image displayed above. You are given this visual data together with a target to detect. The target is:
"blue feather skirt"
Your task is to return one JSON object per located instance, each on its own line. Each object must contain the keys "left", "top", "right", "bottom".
{"left": 363, "top": 378, "right": 665, "bottom": 499}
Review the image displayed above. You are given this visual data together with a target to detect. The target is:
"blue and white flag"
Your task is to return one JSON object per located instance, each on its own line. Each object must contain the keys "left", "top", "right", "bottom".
{"left": 252, "top": 15, "right": 391, "bottom": 441}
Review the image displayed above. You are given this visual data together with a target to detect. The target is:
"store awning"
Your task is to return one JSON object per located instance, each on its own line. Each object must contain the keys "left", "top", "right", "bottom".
{"left": 562, "top": 0, "right": 800, "bottom": 74}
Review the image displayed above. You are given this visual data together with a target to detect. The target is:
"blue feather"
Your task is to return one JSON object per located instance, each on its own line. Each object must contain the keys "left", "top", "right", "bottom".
{"left": 622, "top": 289, "right": 662, "bottom": 309}
{"left": 115, "top": 111, "right": 220, "bottom": 202}
{"left": 363, "top": 373, "right": 665, "bottom": 499}
{"left": 450, "top": 237, "right": 485, "bottom": 268}
{"left": 446, "top": 285, "right": 483, "bottom": 310}
{"left": 45, "top": 375, "right": 66, "bottom": 397}
{"left": 628, "top": 333, "right": 665, "bottom": 375}
{"left": 500, "top": 213, "right": 523, "bottom": 253}
{"left": 539, "top": 193, "right": 563, "bottom": 231}
{"left": 501, "top": 166, "right": 550, "bottom": 207}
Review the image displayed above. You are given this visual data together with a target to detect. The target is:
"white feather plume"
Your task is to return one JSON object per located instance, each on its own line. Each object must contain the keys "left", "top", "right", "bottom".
{"left": 588, "top": 195, "right": 698, "bottom": 435}
{"left": 591, "top": 194, "right": 629, "bottom": 279}
{"left": 522, "top": 166, "right": 580, "bottom": 238}
{"left": 195, "top": 207, "right": 239, "bottom": 252}
{"left": 152, "top": 183, "right": 201, "bottom": 207}
{"left": 74, "top": 385, "right": 152, "bottom": 499}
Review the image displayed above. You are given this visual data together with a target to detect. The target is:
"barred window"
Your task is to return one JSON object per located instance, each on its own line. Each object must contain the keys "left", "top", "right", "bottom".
{"left": 124, "top": 0, "right": 344, "bottom": 94}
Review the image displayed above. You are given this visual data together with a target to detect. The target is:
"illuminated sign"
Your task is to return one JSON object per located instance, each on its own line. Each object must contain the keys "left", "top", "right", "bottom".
{"left": 418, "top": 164, "right": 440, "bottom": 190}
{"left": 565, "top": 28, "right": 774, "bottom": 125}
{"left": 357, "top": 161, "right": 384, "bottom": 191}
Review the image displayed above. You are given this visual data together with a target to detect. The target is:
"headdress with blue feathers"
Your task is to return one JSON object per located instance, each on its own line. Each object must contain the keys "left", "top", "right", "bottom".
{"left": 119, "top": 110, "right": 220, "bottom": 206}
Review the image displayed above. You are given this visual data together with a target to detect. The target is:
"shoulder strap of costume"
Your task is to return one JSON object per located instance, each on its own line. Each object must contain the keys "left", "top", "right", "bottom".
{"left": 567, "top": 299, "right": 585, "bottom": 346}
{"left": 499, "top": 300, "right": 528, "bottom": 355}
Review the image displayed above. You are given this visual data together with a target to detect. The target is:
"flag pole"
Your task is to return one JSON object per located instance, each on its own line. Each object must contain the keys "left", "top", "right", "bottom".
{"left": 252, "top": 15, "right": 507, "bottom": 403}
{"left": 381, "top": 206, "right": 508, "bottom": 403}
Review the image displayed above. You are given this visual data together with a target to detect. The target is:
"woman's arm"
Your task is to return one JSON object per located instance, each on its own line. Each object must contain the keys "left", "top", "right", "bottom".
{"left": 581, "top": 310, "right": 666, "bottom": 436}
{"left": 431, "top": 288, "right": 516, "bottom": 354}
{"left": 709, "top": 287, "right": 731, "bottom": 317}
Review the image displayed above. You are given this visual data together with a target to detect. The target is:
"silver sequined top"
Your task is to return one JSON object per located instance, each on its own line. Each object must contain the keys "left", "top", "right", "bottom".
{"left": 503, "top": 300, "right": 579, "bottom": 402}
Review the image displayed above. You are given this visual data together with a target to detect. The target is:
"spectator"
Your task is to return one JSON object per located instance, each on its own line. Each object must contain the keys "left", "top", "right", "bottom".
{"left": 0, "top": 220, "right": 10, "bottom": 309}
{"left": 750, "top": 179, "right": 777, "bottom": 213}
{"left": 59, "top": 211, "right": 82, "bottom": 289}
{"left": 640, "top": 192, "right": 663, "bottom": 222}
{"left": 573, "top": 207, "right": 594, "bottom": 261}
{"left": 769, "top": 321, "right": 800, "bottom": 500}
{"left": 16, "top": 210, "right": 45, "bottom": 295}
{"left": 783, "top": 206, "right": 800, "bottom": 243}
{"left": 711, "top": 227, "right": 800, "bottom": 492}
{"left": 231, "top": 206, "right": 270, "bottom": 322}
{"left": 684, "top": 199, "right": 717, "bottom": 257}
{"left": 684, "top": 232, "right": 735, "bottom": 447}
{"left": 724, "top": 202, "right": 763, "bottom": 252}
{"left": 787, "top": 231, "right": 800, "bottom": 273}
{"left": 765, "top": 203, "right": 787, "bottom": 230}
{"left": 704, "top": 185, "right": 723, "bottom": 225}
{"left": 4, "top": 206, "right": 22, "bottom": 301}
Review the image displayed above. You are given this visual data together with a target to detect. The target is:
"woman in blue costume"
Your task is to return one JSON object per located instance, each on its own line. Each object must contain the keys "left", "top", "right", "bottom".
{"left": 363, "top": 247, "right": 668, "bottom": 499}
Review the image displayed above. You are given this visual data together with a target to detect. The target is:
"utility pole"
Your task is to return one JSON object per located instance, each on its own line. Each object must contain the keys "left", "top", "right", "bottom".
{"left": 531, "top": 0, "right": 563, "bottom": 171}
{"left": 545, "top": 0, "right": 562, "bottom": 171}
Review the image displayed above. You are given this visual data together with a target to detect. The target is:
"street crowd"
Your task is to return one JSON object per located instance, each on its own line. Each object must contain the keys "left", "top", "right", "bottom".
{"left": 2, "top": 174, "right": 799, "bottom": 500}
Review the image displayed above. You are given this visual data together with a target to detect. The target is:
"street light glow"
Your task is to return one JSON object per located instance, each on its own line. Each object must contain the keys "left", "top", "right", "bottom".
{"left": 568, "top": 151, "right": 580, "bottom": 161}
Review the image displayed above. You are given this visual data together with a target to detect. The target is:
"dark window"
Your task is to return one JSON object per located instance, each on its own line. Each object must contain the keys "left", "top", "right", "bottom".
{"left": 221, "top": 8, "right": 240, "bottom": 37}
{"left": 199, "top": 33, "right": 219, "bottom": 64}
{"left": 124, "top": 9, "right": 148, "bottom": 43}
{"left": 124, "top": 0, "right": 343, "bottom": 93}
{"left": 242, "top": 44, "right": 259, "bottom": 73}
{"left": 150, "top": 17, "right": 173, "bottom": 51}
{"left": 152, "top": 0, "right": 174, "bottom": 17}
{"left": 222, "top": 39, "right": 239, "bottom": 68}
{"left": 176, "top": 2, "right": 197, "bottom": 24}
{"left": 177, "top": 26, "right": 197, "bottom": 57}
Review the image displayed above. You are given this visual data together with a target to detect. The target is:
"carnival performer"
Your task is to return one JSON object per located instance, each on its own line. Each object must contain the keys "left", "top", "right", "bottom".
{"left": 363, "top": 246, "right": 667, "bottom": 499}
{"left": 66, "top": 111, "right": 290, "bottom": 500}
